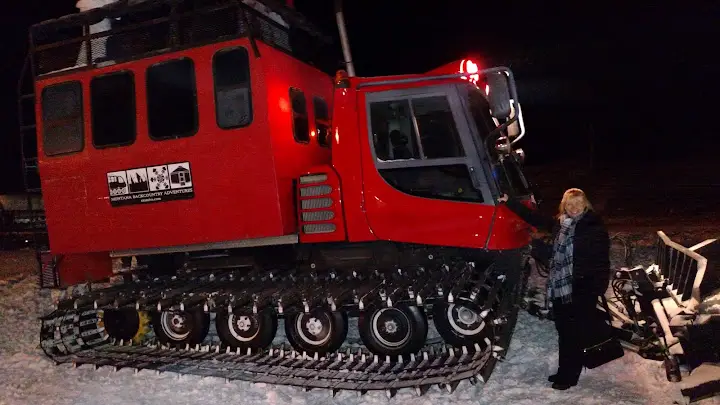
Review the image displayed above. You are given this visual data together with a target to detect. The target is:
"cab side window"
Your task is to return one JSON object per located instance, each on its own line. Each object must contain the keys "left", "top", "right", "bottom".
{"left": 91, "top": 71, "right": 136, "bottom": 148}
{"left": 41, "top": 81, "right": 84, "bottom": 156}
{"left": 368, "top": 93, "right": 483, "bottom": 203}
{"left": 146, "top": 57, "right": 198, "bottom": 140}
{"left": 313, "top": 97, "right": 330, "bottom": 147}
{"left": 370, "top": 96, "right": 465, "bottom": 161}
{"left": 370, "top": 100, "right": 420, "bottom": 161}
{"left": 213, "top": 47, "right": 252, "bottom": 129}
{"left": 290, "top": 88, "right": 309, "bottom": 143}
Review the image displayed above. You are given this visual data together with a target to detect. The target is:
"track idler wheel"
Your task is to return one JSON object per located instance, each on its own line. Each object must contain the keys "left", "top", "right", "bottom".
{"left": 215, "top": 309, "right": 277, "bottom": 351}
{"left": 101, "top": 308, "right": 151, "bottom": 345}
{"left": 433, "top": 298, "right": 492, "bottom": 348}
{"left": 358, "top": 304, "right": 428, "bottom": 356}
{"left": 285, "top": 307, "right": 347, "bottom": 355}
{"left": 151, "top": 308, "right": 210, "bottom": 347}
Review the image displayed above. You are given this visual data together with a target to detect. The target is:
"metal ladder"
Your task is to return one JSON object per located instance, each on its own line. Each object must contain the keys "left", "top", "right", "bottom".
{"left": 18, "top": 53, "right": 40, "bottom": 194}
{"left": 17, "top": 52, "right": 50, "bottom": 267}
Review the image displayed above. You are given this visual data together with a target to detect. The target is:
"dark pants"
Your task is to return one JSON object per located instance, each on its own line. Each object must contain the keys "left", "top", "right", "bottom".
{"left": 552, "top": 293, "right": 600, "bottom": 384}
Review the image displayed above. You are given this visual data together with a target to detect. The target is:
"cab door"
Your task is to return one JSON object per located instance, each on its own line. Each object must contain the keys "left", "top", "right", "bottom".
{"left": 359, "top": 84, "right": 497, "bottom": 249}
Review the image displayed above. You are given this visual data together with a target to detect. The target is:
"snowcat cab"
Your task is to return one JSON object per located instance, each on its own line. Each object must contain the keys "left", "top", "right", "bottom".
{"left": 23, "top": 0, "right": 537, "bottom": 395}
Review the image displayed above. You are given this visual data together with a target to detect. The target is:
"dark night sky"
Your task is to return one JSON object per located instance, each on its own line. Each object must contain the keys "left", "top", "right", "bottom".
{"left": 1, "top": 1, "right": 718, "bottom": 193}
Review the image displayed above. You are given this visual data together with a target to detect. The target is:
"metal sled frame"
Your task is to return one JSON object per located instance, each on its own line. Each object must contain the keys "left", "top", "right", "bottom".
{"left": 611, "top": 231, "right": 718, "bottom": 356}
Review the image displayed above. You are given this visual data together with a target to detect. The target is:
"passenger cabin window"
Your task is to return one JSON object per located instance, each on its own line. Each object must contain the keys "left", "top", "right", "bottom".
{"left": 147, "top": 58, "right": 198, "bottom": 140}
{"left": 41, "top": 81, "right": 84, "bottom": 156}
{"left": 213, "top": 47, "right": 252, "bottom": 129}
{"left": 290, "top": 88, "right": 309, "bottom": 143}
{"left": 91, "top": 71, "right": 136, "bottom": 148}
{"left": 370, "top": 96, "right": 465, "bottom": 161}
{"left": 368, "top": 93, "right": 484, "bottom": 203}
{"left": 313, "top": 97, "right": 330, "bottom": 147}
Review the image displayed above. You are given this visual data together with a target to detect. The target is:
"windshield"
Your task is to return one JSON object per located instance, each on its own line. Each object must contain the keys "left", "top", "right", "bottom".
{"left": 494, "top": 155, "right": 531, "bottom": 197}
{"left": 465, "top": 86, "right": 532, "bottom": 197}
{"left": 466, "top": 87, "right": 497, "bottom": 143}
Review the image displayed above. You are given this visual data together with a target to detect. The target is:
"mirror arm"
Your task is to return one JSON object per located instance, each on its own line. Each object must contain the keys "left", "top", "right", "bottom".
{"left": 484, "top": 116, "right": 518, "bottom": 161}
{"left": 510, "top": 101, "right": 526, "bottom": 145}
{"left": 485, "top": 117, "right": 516, "bottom": 144}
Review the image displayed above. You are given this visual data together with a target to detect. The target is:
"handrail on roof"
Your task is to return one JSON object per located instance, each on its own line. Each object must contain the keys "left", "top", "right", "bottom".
{"left": 30, "top": 0, "right": 331, "bottom": 43}
{"left": 27, "top": 0, "right": 335, "bottom": 77}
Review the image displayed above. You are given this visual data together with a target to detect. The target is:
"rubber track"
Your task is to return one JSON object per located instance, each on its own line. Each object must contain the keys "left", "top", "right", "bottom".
{"left": 44, "top": 310, "right": 517, "bottom": 396}
{"left": 38, "top": 256, "right": 526, "bottom": 395}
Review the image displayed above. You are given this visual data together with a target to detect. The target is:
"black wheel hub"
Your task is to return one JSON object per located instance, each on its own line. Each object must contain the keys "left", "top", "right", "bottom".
{"left": 371, "top": 308, "right": 411, "bottom": 348}
{"left": 160, "top": 312, "right": 192, "bottom": 341}
{"left": 228, "top": 313, "right": 261, "bottom": 342}
{"left": 295, "top": 311, "right": 332, "bottom": 346}
{"left": 448, "top": 304, "right": 484, "bottom": 336}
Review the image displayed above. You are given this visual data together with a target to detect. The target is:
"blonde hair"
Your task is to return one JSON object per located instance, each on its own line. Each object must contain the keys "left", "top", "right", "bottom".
{"left": 557, "top": 188, "right": 593, "bottom": 218}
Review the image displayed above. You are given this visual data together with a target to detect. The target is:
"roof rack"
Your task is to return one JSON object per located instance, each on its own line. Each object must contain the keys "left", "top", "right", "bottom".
{"left": 29, "top": 0, "right": 332, "bottom": 77}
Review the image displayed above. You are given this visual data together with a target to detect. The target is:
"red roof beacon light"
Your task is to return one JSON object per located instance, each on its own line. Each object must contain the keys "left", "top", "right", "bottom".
{"left": 459, "top": 59, "right": 480, "bottom": 85}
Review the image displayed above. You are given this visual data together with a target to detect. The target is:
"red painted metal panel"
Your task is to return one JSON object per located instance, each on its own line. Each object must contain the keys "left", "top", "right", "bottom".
{"left": 35, "top": 39, "right": 334, "bottom": 255}
{"left": 327, "top": 85, "right": 376, "bottom": 242}
{"left": 262, "top": 48, "right": 334, "bottom": 235}
{"left": 56, "top": 252, "right": 114, "bottom": 287}
{"left": 486, "top": 205, "right": 534, "bottom": 250}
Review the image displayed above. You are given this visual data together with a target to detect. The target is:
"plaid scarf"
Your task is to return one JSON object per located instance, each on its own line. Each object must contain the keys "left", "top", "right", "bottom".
{"left": 547, "top": 213, "right": 583, "bottom": 305}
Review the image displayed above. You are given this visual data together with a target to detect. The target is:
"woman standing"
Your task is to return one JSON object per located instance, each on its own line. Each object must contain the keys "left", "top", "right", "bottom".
{"left": 498, "top": 188, "right": 611, "bottom": 390}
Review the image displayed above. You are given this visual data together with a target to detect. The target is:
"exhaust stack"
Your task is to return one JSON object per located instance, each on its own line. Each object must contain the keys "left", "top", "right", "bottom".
{"left": 334, "top": 0, "right": 356, "bottom": 77}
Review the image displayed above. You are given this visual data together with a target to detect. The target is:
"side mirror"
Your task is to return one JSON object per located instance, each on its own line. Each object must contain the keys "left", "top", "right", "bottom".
{"left": 486, "top": 72, "right": 512, "bottom": 120}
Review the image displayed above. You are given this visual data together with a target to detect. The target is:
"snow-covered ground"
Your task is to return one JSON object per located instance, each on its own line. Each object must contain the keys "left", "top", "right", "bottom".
{"left": 0, "top": 249, "right": 718, "bottom": 405}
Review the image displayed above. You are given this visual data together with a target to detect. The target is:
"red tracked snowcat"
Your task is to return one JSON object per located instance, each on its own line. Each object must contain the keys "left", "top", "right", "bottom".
{"left": 22, "top": 0, "right": 536, "bottom": 395}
